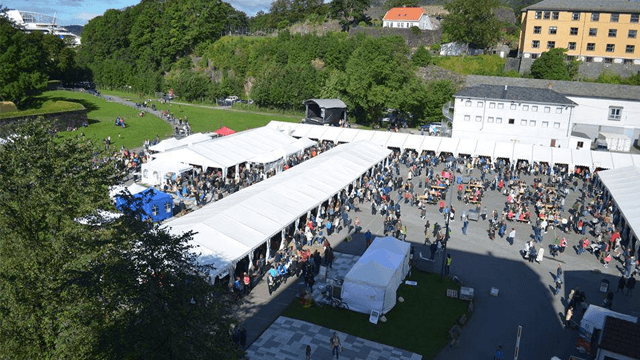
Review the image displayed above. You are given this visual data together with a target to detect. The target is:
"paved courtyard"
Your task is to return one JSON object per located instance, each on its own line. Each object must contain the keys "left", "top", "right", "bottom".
{"left": 235, "top": 156, "right": 640, "bottom": 359}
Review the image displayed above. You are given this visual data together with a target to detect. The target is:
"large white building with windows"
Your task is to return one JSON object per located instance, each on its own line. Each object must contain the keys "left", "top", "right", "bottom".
{"left": 451, "top": 76, "right": 640, "bottom": 151}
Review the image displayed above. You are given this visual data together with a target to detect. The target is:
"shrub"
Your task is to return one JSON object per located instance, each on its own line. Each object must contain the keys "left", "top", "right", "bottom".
{"left": 410, "top": 26, "right": 421, "bottom": 35}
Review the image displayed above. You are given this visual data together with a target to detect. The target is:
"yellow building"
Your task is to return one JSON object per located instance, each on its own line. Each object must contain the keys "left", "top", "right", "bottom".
{"left": 519, "top": 0, "right": 640, "bottom": 65}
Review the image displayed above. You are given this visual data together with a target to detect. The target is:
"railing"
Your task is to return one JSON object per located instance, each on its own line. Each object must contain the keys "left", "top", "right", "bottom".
{"left": 442, "top": 101, "right": 453, "bottom": 122}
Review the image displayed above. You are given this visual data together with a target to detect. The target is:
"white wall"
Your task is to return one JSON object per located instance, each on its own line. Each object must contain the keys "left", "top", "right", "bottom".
{"left": 451, "top": 97, "right": 574, "bottom": 148}
{"left": 568, "top": 96, "right": 640, "bottom": 132}
{"left": 384, "top": 15, "right": 431, "bottom": 30}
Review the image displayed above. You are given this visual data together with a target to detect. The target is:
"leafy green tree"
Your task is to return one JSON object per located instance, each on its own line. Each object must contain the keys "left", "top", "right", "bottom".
{"left": 384, "top": 0, "right": 419, "bottom": 10}
{"left": 168, "top": 71, "right": 212, "bottom": 102}
{"left": 442, "top": 0, "right": 502, "bottom": 48}
{"left": 530, "top": 48, "right": 577, "bottom": 80}
{"left": 413, "top": 46, "right": 432, "bottom": 67}
{"left": 330, "top": 0, "right": 371, "bottom": 27}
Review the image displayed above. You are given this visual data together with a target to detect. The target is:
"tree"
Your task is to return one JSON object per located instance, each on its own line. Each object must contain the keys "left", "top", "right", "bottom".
{"left": 330, "top": 0, "right": 371, "bottom": 27}
{"left": 442, "top": 0, "right": 502, "bottom": 49}
{"left": 384, "top": 0, "right": 418, "bottom": 11}
{"left": 530, "top": 48, "right": 578, "bottom": 80}
{"left": 412, "top": 46, "right": 432, "bottom": 67}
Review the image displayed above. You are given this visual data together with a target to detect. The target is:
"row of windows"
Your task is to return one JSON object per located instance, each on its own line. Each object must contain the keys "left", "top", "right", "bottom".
{"left": 534, "top": 26, "right": 637, "bottom": 39}
{"left": 464, "top": 100, "right": 565, "bottom": 113}
{"left": 531, "top": 40, "right": 635, "bottom": 53}
{"left": 534, "top": 11, "right": 639, "bottom": 23}
{"left": 463, "top": 115, "right": 562, "bottom": 128}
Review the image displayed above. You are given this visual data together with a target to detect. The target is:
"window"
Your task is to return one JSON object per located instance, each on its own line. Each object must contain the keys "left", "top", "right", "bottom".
{"left": 544, "top": 11, "right": 551, "bottom": 20}
{"left": 547, "top": 41, "right": 555, "bottom": 49}
{"left": 535, "top": 11, "right": 542, "bottom": 19}
{"left": 553, "top": 122, "right": 561, "bottom": 129}
{"left": 604, "top": 57, "right": 613, "bottom": 64}
{"left": 532, "top": 105, "right": 538, "bottom": 112}
{"left": 586, "top": 43, "right": 595, "bottom": 51}
{"left": 544, "top": 107, "right": 551, "bottom": 113}
{"left": 585, "top": 56, "right": 594, "bottom": 62}
{"left": 477, "top": 101, "right": 483, "bottom": 107}
{"left": 567, "top": 55, "right": 576, "bottom": 61}
{"left": 531, "top": 53, "right": 539, "bottom": 59}
{"left": 556, "top": 107, "right": 562, "bottom": 114}
{"left": 464, "top": 115, "right": 470, "bottom": 121}
{"left": 496, "top": 117, "right": 503, "bottom": 124}
{"left": 530, "top": 120, "right": 536, "bottom": 126}
{"left": 610, "top": 13, "right": 619, "bottom": 22}
{"left": 542, "top": 121, "right": 549, "bottom": 128}
{"left": 609, "top": 106, "right": 622, "bottom": 120}
{"left": 508, "top": 118, "right": 515, "bottom": 124}
{"left": 570, "top": 27, "right": 578, "bottom": 35}
{"left": 572, "top": 12, "right": 580, "bottom": 21}
{"left": 606, "top": 44, "right": 615, "bottom": 52}
{"left": 533, "top": 26, "right": 542, "bottom": 34}
{"left": 577, "top": 141, "right": 584, "bottom": 148}
{"left": 589, "top": 28, "right": 597, "bottom": 36}
{"left": 523, "top": 105, "right": 529, "bottom": 111}
{"left": 532, "top": 40, "right": 540, "bottom": 48}
{"left": 498, "top": 103, "right": 504, "bottom": 109}
{"left": 632, "top": 14, "right": 639, "bottom": 23}
{"left": 591, "top": 12, "right": 599, "bottom": 21}
{"left": 624, "top": 59, "right": 633, "bottom": 65}
{"left": 627, "top": 45, "right": 635, "bottom": 53}
{"left": 549, "top": 26, "right": 557, "bottom": 35}
{"left": 608, "top": 29, "right": 617, "bottom": 37}
{"left": 489, "top": 102, "right": 496, "bottom": 108}
{"left": 165, "top": 202, "right": 171, "bottom": 213}
{"left": 629, "top": 30, "right": 638, "bottom": 39}
{"left": 510, "top": 103, "right": 517, "bottom": 110}
{"left": 152, "top": 205, "right": 159, "bottom": 216}
{"left": 475, "top": 116, "right": 482, "bottom": 122}
{"left": 520, "top": 119, "right": 527, "bottom": 126}
{"left": 552, "top": 11, "right": 559, "bottom": 20}
{"left": 487, "top": 116, "right": 494, "bottom": 123}
{"left": 465, "top": 100, "right": 472, "bottom": 107}
{"left": 568, "top": 42, "right": 577, "bottom": 50}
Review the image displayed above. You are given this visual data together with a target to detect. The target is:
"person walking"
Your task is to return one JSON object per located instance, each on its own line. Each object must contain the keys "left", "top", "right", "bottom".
{"left": 429, "top": 242, "right": 437, "bottom": 261}
{"left": 305, "top": 345, "right": 312, "bottom": 360}
{"left": 445, "top": 254, "right": 452, "bottom": 275}
{"left": 424, "top": 220, "right": 431, "bottom": 244}
{"left": 627, "top": 276, "right": 636, "bottom": 296}
{"left": 507, "top": 228, "right": 516, "bottom": 245}
{"left": 462, "top": 219, "right": 469, "bottom": 235}
{"left": 617, "top": 276, "right": 626, "bottom": 293}
{"left": 494, "top": 345, "right": 504, "bottom": 359}
{"left": 330, "top": 332, "right": 342, "bottom": 359}
{"left": 564, "top": 306, "right": 574, "bottom": 328}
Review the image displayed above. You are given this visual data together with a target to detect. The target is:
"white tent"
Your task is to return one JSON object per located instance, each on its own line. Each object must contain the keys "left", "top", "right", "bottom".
{"left": 592, "top": 151, "right": 614, "bottom": 169}
{"left": 533, "top": 145, "right": 553, "bottom": 164}
{"left": 320, "top": 127, "right": 344, "bottom": 143}
{"left": 456, "top": 138, "right": 477, "bottom": 157}
{"left": 493, "top": 141, "right": 514, "bottom": 160}
{"left": 304, "top": 126, "right": 329, "bottom": 140}
{"left": 474, "top": 140, "right": 496, "bottom": 159}
{"left": 141, "top": 159, "right": 193, "bottom": 186}
{"left": 610, "top": 152, "right": 634, "bottom": 169}
{"left": 352, "top": 130, "right": 375, "bottom": 143}
{"left": 437, "top": 137, "right": 459, "bottom": 155}
{"left": 336, "top": 128, "right": 359, "bottom": 143}
{"left": 385, "top": 132, "right": 409, "bottom": 149}
{"left": 402, "top": 134, "right": 426, "bottom": 152}
{"left": 572, "top": 149, "right": 593, "bottom": 169}
{"left": 632, "top": 155, "right": 640, "bottom": 168}
{"left": 341, "top": 236, "right": 410, "bottom": 314}
{"left": 421, "top": 137, "right": 442, "bottom": 153}
{"left": 598, "top": 166, "right": 640, "bottom": 241}
{"left": 180, "top": 132, "right": 212, "bottom": 146}
{"left": 369, "top": 131, "right": 393, "bottom": 147}
{"left": 149, "top": 138, "right": 185, "bottom": 153}
{"left": 552, "top": 147, "right": 572, "bottom": 166}
{"left": 513, "top": 143, "right": 533, "bottom": 163}
{"left": 164, "top": 141, "right": 391, "bottom": 280}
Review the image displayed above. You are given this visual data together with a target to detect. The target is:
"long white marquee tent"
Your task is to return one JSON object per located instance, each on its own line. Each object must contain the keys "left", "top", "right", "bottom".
{"left": 151, "top": 127, "right": 316, "bottom": 177}
{"left": 164, "top": 141, "right": 391, "bottom": 281}
{"left": 266, "top": 121, "right": 640, "bottom": 171}
{"left": 597, "top": 166, "right": 640, "bottom": 249}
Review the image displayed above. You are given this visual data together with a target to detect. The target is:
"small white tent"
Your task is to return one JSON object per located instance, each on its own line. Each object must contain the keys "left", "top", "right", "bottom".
{"left": 341, "top": 236, "right": 410, "bottom": 314}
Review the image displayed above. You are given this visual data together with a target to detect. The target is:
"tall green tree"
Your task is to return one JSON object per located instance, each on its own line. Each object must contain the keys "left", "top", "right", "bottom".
{"left": 412, "top": 46, "right": 432, "bottom": 67}
{"left": 530, "top": 48, "right": 578, "bottom": 80}
{"left": 330, "top": 0, "right": 371, "bottom": 27}
{"left": 442, "top": 0, "right": 502, "bottom": 48}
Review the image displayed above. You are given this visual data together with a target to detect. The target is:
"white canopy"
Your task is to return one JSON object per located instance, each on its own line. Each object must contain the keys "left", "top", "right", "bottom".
{"left": 474, "top": 140, "right": 496, "bottom": 158}
{"left": 632, "top": 155, "right": 640, "bottom": 168}
{"left": 456, "top": 138, "right": 477, "bottom": 156}
{"left": 336, "top": 128, "right": 359, "bottom": 143}
{"left": 290, "top": 124, "right": 316, "bottom": 138}
{"left": 352, "top": 130, "right": 375, "bottom": 143}
{"left": 552, "top": 147, "right": 572, "bottom": 166}
{"left": 385, "top": 132, "right": 409, "bottom": 149}
{"left": 180, "top": 132, "right": 212, "bottom": 146}
{"left": 437, "top": 137, "right": 458, "bottom": 155}
{"left": 402, "top": 134, "right": 426, "bottom": 151}
{"left": 140, "top": 159, "right": 193, "bottom": 186}
{"left": 320, "top": 127, "right": 345, "bottom": 143}
{"left": 109, "top": 183, "right": 149, "bottom": 199}
{"left": 493, "top": 141, "right": 514, "bottom": 160}
{"left": 513, "top": 143, "right": 533, "bottom": 163}
{"left": 341, "top": 236, "right": 410, "bottom": 315}
{"left": 164, "top": 141, "right": 391, "bottom": 280}
{"left": 149, "top": 138, "right": 185, "bottom": 153}
{"left": 369, "top": 132, "right": 393, "bottom": 147}
{"left": 572, "top": 149, "right": 593, "bottom": 168}
{"left": 591, "top": 151, "right": 614, "bottom": 169}
{"left": 610, "top": 152, "right": 634, "bottom": 169}
{"left": 304, "top": 126, "right": 329, "bottom": 140}
{"left": 532, "top": 145, "right": 553, "bottom": 164}
{"left": 597, "top": 166, "right": 640, "bottom": 247}
{"left": 421, "top": 137, "right": 442, "bottom": 153}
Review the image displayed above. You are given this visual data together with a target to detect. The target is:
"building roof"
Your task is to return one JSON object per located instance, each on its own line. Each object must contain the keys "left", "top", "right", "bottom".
{"left": 599, "top": 316, "right": 640, "bottom": 359}
{"left": 454, "top": 84, "right": 575, "bottom": 105}
{"left": 524, "top": 0, "right": 640, "bottom": 13}
{"left": 383, "top": 7, "right": 425, "bottom": 21}
{"left": 466, "top": 75, "right": 640, "bottom": 102}
{"left": 571, "top": 131, "right": 591, "bottom": 139}
{"left": 303, "top": 99, "right": 347, "bottom": 109}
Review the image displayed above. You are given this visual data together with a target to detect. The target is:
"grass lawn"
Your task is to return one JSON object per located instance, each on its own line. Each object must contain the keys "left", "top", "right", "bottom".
{"left": 282, "top": 270, "right": 469, "bottom": 359}
{"left": 0, "top": 100, "right": 84, "bottom": 119}
{"left": 37, "top": 91, "right": 173, "bottom": 149}
{"left": 434, "top": 55, "right": 506, "bottom": 76}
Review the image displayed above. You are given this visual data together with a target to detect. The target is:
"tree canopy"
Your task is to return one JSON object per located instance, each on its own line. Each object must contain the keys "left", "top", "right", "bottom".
{"left": 530, "top": 48, "right": 578, "bottom": 80}
{"left": 0, "top": 119, "right": 240, "bottom": 359}
{"left": 442, "top": 0, "right": 502, "bottom": 48}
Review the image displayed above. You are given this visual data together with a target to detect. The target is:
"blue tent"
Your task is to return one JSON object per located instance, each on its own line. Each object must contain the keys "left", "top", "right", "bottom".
{"left": 116, "top": 188, "right": 173, "bottom": 222}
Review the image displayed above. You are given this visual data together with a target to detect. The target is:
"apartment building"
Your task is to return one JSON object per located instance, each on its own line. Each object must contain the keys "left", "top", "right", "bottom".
{"left": 518, "top": 0, "right": 640, "bottom": 65}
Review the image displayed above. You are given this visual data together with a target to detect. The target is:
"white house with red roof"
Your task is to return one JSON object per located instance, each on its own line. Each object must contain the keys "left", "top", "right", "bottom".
{"left": 383, "top": 7, "right": 434, "bottom": 30}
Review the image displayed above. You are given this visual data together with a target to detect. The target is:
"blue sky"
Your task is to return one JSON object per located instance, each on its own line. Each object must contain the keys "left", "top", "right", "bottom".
{"left": 3, "top": 0, "right": 273, "bottom": 25}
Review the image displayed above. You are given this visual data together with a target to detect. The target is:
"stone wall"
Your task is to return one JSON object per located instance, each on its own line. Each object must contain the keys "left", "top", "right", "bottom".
{"left": 0, "top": 108, "right": 88, "bottom": 135}
{"left": 518, "top": 56, "right": 640, "bottom": 78}
{"left": 348, "top": 27, "right": 442, "bottom": 48}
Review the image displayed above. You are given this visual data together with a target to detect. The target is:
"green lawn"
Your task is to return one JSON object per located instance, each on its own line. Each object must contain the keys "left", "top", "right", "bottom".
{"left": 37, "top": 91, "right": 173, "bottom": 149}
{"left": 0, "top": 100, "right": 84, "bottom": 119}
{"left": 434, "top": 55, "right": 506, "bottom": 76}
{"left": 282, "top": 270, "right": 469, "bottom": 359}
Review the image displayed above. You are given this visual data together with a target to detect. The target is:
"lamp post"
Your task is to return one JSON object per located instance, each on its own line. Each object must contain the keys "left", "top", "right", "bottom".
{"left": 440, "top": 163, "right": 455, "bottom": 279}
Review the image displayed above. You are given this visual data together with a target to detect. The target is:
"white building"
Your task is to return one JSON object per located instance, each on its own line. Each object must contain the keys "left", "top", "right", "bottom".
{"left": 383, "top": 7, "right": 434, "bottom": 30}
{"left": 452, "top": 84, "right": 577, "bottom": 148}
{"left": 456, "top": 75, "right": 640, "bottom": 151}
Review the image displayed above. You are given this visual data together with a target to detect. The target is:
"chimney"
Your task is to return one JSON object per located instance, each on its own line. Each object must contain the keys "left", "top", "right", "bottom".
{"left": 548, "top": 82, "right": 552, "bottom": 89}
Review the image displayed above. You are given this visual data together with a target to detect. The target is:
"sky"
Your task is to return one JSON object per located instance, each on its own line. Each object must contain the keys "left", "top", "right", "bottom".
{"left": 3, "top": 0, "right": 272, "bottom": 25}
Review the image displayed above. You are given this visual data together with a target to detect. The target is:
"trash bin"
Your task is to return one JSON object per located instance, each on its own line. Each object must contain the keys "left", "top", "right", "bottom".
{"left": 599, "top": 279, "right": 609, "bottom": 293}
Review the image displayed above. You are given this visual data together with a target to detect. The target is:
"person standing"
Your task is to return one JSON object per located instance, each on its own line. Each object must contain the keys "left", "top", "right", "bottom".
{"left": 507, "top": 228, "right": 516, "bottom": 245}
{"left": 445, "top": 254, "right": 452, "bottom": 275}
{"left": 430, "top": 242, "right": 438, "bottom": 261}
{"left": 617, "top": 276, "right": 626, "bottom": 293}
{"left": 565, "top": 306, "right": 574, "bottom": 328}
{"left": 494, "top": 345, "right": 504, "bottom": 359}
{"left": 627, "top": 276, "right": 636, "bottom": 296}
{"left": 330, "top": 332, "right": 342, "bottom": 359}
{"left": 424, "top": 220, "right": 431, "bottom": 244}
{"left": 306, "top": 344, "right": 312, "bottom": 360}
{"left": 462, "top": 219, "right": 469, "bottom": 235}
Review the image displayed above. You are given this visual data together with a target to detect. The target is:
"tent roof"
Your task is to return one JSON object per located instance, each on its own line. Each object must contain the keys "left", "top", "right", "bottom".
{"left": 598, "top": 166, "right": 640, "bottom": 239}
{"left": 437, "top": 137, "right": 459, "bottom": 154}
{"left": 591, "top": 151, "right": 614, "bottom": 169}
{"left": 552, "top": 147, "right": 572, "bottom": 165}
{"left": 149, "top": 137, "right": 185, "bottom": 153}
{"left": 336, "top": 128, "right": 359, "bottom": 143}
{"left": 610, "top": 152, "right": 634, "bottom": 169}
{"left": 303, "top": 99, "right": 347, "bottom": 109}
{"left": 571, "top": 149, "right": 593, "bottom": 168}
{"left": 369, "top": 132, "right": 393, "bottom": 147}
{"left": 385, "top": 132, "right": 409, "bottom": 149}
{"left": 215, "top": 127, "right": 236, "bottom": 136}
{"left": 180, "top": 132, "right": 212, "bottom": 145}
{"left": 304, "top": 126, "right": 330, "bottom": 140}
{"left": 533, "top": 145, "right": 553, "bottom": 163}
{"left": 420, "top": 136, "right": 442, "bottom": 152}
{"left": 633, "top": 155, "right": 640, "bottom": 168}
{"left": 142, "top": 158, "right": 193, "bottom": 173}
{"left": 456, "top": 138, "right": 477, "bottom": 156}
{"left": 164, "top": 141, "right": 391, "bottom": 279}
{"left": 513, "top": 143, "right": 533, "bottom": 162}
{"left": 352, "top": 130, "right": 375, "bottom": 143}
{"left": 344, "top": 236, "right": 409, "bottom": 287}
{"left": 402, "top": 134, "right": 426, "bottom": 151}
{"left": 474, "top": 140, "right": 496, "bottom": 158}
{"left": 493, "top": 141, "right": 514, "bottom": 160}
{"left": 320, "top": 127, "right": 345, "bottom": 143}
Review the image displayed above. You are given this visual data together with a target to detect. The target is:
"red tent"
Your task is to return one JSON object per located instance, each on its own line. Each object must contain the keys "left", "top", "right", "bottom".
{"left": 215, "top": 126, "right": 235, "bottom": 136}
